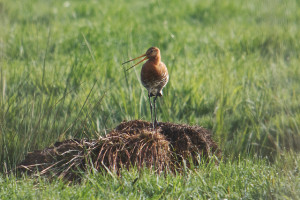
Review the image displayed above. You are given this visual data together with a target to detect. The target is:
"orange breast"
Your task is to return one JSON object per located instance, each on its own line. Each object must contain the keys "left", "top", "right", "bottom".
{"left": 141, "top": 60, "right": 168, "bottom": 91}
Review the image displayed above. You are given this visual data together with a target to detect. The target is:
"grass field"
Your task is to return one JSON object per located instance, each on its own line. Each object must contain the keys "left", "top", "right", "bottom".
{"left": 0, "top": 0, "right": 299, "bottom": 199}
{"left": 1, "top": 154, "right": 299, "bottom": 199}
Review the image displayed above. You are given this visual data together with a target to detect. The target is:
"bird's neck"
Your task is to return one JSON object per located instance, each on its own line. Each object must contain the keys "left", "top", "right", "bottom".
{"left": 148, "top": 55, "right": 161, "bottom": 65}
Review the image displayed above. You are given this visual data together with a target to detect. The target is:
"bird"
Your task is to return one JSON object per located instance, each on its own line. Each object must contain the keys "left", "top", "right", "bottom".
{"left": 122, "top": 47, "right": 169, "bottom": 128}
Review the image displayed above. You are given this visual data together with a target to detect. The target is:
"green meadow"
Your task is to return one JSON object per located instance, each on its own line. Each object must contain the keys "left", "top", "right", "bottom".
{"left": 0, "top": 0, "right": 299, "bottom": 199}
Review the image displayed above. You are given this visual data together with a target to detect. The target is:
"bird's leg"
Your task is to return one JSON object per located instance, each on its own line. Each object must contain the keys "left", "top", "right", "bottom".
{"left": 153, "top": 93, "right": 159, "bottom": 128}
{"left": 148, "top": 93, "right": 153, "bottom": 126}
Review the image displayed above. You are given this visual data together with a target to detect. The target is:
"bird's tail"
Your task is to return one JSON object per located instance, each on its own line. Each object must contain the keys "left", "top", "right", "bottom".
{"left": 150, "top": 91, "right": 163, "bottom": 97}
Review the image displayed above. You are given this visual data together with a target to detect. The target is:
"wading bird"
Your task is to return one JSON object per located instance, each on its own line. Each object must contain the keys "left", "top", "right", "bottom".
{"left": 122, "top": 47, "right": 169, "bottom": 128}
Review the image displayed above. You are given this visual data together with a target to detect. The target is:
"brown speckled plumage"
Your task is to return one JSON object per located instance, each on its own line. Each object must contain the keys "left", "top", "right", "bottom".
{"left": 123, "top": 47, "right": 169, "bottom": 128}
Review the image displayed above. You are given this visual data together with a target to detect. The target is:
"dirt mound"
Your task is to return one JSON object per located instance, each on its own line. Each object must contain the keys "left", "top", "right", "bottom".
{"left": 115, "top": 120, "right": 220, "bottom": 164}
{"left": 16, "top": 120, "right": 221, "bottom": 180}
{"left": 17, "top": 139, "right": 98, "bottom": 180}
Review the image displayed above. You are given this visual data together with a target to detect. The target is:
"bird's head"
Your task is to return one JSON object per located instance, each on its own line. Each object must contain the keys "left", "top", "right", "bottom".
{"left": 122, "top": 47, "right": 160, "bottom": 71}
{"left": 145, "top": 47, "right": 160, "bottom": 59}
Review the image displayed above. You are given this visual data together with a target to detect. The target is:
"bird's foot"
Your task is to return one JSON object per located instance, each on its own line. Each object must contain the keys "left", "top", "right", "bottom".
{"left": 151, "top": 121, "right": 155, "bottom": 129}
{"left": 151, "top": 120, "right": 159, "bottom": 129}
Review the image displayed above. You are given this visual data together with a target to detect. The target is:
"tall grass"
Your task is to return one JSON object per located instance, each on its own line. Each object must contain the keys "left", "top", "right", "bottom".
{"left": 0, "top": 0, "right": 299, "bottom": 170}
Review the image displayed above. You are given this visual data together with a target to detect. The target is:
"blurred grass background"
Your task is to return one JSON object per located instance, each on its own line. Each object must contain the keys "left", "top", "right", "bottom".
{"left": 0, "top": 0, "right": 299, "bottom": 170}
{"left": 1, "top": 0, "right": 300, "bottom": 198}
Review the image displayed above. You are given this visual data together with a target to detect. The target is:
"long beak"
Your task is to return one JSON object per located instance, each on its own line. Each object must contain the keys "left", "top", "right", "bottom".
{"left": 122, "top": 54, "right": 148, "bottom": 71}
